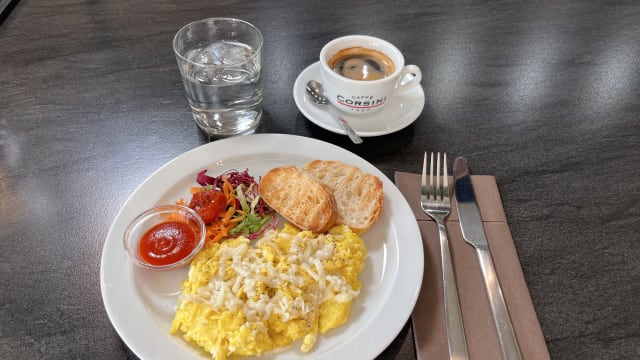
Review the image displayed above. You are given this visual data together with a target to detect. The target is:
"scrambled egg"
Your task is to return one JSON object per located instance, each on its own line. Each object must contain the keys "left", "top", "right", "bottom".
{"left": 170, "top": 224, "right": 367, "bottom": 359}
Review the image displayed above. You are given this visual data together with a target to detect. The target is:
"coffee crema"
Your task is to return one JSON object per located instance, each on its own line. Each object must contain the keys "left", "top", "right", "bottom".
{"left": 328, "top": 47, "right": 395, "bottom": 81}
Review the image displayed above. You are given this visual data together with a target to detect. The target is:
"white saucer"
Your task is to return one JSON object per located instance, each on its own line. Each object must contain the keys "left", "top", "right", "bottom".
{"left": 293, "top": 62, "right": 425, "bottom": 137}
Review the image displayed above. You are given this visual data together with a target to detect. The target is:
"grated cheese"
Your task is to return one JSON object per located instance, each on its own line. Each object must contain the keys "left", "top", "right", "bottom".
{"left": 181, "top": 229, "right": 359, "bottom": 327}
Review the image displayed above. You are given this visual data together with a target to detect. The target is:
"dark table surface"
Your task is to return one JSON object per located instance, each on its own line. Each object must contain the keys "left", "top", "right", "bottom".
{"left": 1, "top": 0, "right": 639, "bottom": 359}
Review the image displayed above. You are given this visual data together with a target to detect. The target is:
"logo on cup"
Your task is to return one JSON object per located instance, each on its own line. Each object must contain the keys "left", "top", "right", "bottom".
{"left": 336, "top": 95, "right": 387, "bottom": 112}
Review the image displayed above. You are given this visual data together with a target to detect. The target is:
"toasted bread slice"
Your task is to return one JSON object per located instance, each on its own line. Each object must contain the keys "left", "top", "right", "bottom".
{"left": 259, "top": 166, "right": 337, "bottom": 233}
{"left": 300, "top": 160, "right": 383, "bottom": 233}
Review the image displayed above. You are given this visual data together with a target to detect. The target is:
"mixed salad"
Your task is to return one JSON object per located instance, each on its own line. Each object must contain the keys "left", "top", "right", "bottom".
{"left": 183, "top": 169, "right": 279, "bottom": 244}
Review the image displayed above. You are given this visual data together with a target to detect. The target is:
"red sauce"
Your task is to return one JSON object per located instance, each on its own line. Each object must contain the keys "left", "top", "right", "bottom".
{"left": 189, "top": 189, "right": 227, "bottom": 224}
{"left": 138, "top": 221, "right": 198, "bottom": 266}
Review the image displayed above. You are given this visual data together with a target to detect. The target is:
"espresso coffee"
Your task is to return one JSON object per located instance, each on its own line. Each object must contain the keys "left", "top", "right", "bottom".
{"left": 328, "top": 47, "right": 395, "bottom": 81}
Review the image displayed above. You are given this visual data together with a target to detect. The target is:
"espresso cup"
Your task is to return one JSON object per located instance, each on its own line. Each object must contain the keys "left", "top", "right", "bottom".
{"left": 319, "top": 35, "right": 422, "bottom": 115}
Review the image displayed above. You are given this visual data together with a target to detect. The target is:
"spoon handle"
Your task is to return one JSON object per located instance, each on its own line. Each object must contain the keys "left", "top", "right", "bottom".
{"left": 329, "top": 107, "right": 363, "bottom": 144}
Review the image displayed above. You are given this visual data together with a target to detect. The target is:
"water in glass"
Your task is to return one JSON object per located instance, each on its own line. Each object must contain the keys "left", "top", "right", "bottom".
{"left": 181, "top": 40, "right": 262, "bottom": 136}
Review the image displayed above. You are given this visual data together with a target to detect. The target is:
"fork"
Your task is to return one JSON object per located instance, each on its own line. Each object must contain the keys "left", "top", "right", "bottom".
{"left": 421, "top": 152, "right": 469, "bottom": 360}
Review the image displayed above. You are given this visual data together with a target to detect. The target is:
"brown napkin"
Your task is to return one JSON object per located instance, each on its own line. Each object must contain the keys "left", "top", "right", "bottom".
{"left": 394, "top": 172, "right": 550, "bottom": 360}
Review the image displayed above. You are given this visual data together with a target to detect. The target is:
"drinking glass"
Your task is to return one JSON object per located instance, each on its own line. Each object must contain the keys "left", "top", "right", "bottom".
{"left": 173, "top": 18, "right": 263, "bottom": 137}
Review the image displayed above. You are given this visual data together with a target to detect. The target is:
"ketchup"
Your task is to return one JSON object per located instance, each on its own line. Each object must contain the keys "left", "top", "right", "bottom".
{"left": 138, "top": 221, "right": 197, "bottom": 266}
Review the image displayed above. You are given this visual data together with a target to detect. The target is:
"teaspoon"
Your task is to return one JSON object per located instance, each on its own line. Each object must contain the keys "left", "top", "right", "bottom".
{"left": 305, "top": 80, "right": 363, "bottom": 144}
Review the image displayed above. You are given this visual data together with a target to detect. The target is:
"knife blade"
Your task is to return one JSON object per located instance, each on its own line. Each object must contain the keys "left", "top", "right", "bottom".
{"left": 453, "top": 157, "right": 523, "bottom": 360}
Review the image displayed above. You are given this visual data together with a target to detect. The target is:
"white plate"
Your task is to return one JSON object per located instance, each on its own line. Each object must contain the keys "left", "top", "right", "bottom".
{"left": 101, "top": 134, "right": 423, "bottom": 359}
{"left": 293, "top": 62, "right": 425, "bottom": 137}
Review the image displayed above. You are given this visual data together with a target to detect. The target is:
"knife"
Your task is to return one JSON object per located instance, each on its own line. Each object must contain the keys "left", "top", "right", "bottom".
{"left": 453, "top": 157, "right": 523, "bottom": 360}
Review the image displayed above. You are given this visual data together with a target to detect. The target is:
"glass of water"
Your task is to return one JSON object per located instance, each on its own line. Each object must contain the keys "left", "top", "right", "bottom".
{"left": 173, "top": 18, "right": 263, "bottom": 137}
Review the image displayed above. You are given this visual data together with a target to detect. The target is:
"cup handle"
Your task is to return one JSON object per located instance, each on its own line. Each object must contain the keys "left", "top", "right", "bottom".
{"left": 396, "top": 65, "right": 422, "bottom": 91}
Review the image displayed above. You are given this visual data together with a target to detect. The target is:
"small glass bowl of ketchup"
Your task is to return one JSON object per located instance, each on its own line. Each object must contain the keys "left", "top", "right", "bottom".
{"left": 123, "top": 205, "right": 206, "bottom": 270}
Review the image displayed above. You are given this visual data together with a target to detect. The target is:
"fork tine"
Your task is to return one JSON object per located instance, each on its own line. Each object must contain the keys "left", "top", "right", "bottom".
{"left": 429, "top": 152, "right": 435, "bottom": 199}
{"left": 443, "top": 152, "right": 449, "bottom": 199}
{"left": 436, "top": 152, "right": 441, "bottom": 200}
{"left": 422, "top": 152, "right": 427, "bottom": 192}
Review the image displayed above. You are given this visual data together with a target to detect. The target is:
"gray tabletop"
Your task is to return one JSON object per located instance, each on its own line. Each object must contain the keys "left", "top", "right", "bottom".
{"left": 1, "top": 0, "right": 639, "bottom": 359}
